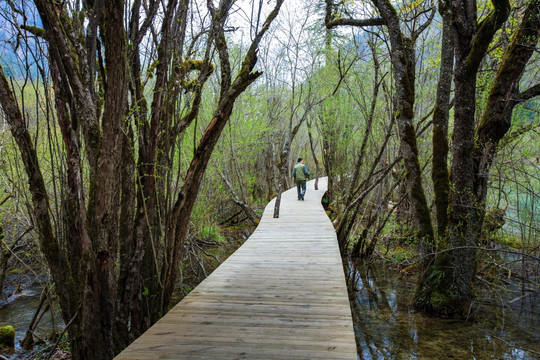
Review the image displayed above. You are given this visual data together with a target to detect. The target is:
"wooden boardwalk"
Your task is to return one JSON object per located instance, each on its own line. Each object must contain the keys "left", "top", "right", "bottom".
{"left": 115, "top": 178, "right": 356, "bottom": 359}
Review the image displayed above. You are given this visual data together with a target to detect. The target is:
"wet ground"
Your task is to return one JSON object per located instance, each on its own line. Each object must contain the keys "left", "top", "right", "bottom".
{"left": 347, "top": 261, "right": 540, "bottom": 360}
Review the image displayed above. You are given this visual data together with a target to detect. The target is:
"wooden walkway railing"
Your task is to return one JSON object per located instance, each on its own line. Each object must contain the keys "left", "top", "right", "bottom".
{"left": 115, "top": 177, "right": 356, "bottom": 359}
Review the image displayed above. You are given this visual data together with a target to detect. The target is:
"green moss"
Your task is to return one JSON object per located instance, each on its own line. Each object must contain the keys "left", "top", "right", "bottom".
{"left": 0, "top": 325, "right": 15, "bottom": 350}
{"left": 176, "top": 59, "right": 214, "bottom": 91}
{"left": 408, "top": 164, "right": 434, "bottom": 243}
{"left": 432, "top": 113, "right": 450, "bottom": 235}
{"left": 491, "top": 234, "right": 522, "bottom": 249}
{"left": 483, "top": 207, "right": 505, "bottom": 234}
{"left": 179, "top": 59, "right": 205, "bottom": 73}
{"left": 20, "top": 25, "right": 46, "bottom": 38}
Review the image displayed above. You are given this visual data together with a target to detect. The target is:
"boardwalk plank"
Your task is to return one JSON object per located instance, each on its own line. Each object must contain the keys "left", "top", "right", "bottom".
{"left": 115, "top": 178, "right": 356, "bottom": 359}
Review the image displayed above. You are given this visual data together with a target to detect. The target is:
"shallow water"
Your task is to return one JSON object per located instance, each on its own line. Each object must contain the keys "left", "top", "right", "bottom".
{"left": 347, "top": 261, "right": 540, "bottom": 360}
{"left": 0, "top": 286, "right": 61, "bottom": 359}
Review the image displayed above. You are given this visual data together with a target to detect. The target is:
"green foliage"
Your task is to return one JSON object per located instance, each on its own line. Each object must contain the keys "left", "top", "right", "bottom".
{"left": 491, "top": 234, "right": 522, "bottom": 249}
{"left": 386, "top": 246, "right": 414, "bottom": 265}
{"left": 427, "top": 267, "right": 446, "bottom": 284}
{"left": 198, "top": 224, "right": 226, "bottom": 244}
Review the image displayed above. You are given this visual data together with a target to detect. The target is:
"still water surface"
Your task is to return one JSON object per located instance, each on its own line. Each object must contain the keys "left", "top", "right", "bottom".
{"left": 347, "top": 261, "right": 539, "bottom": 360}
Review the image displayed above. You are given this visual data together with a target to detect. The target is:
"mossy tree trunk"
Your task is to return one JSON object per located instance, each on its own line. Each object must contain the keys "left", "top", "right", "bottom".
{"left": 421, "top": 0, "right": 540, "bottom": 317}
{"left": 416, "top": 0, "right": 511, "bottom": 316}
{"left": 413, "top": 0, "right": 455, "bottom": 308}
{"left": 375, "top": 0, "right": 435, "bottom": 258}
{"left": 431, "top": 0, "right": 454, "bottom": 238}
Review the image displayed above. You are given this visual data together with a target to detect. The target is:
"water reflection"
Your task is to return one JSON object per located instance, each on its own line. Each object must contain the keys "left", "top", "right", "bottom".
{"left": 346, "top": 261, "right": 540, "bottom": 360}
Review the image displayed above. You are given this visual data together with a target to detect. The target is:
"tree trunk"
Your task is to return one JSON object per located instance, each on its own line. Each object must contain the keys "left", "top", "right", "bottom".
{"left": 0, "top": 222, "right": 6, "bottom": 298}
{"left": 446, "top": 0, "right": 509, "bottom": 315}
{"left": 417, "top": 0, "right": 511, "bottom": 316}
{"left": 273, "top": 165, "right": 287, "bottom": 218}
{"left": 372, "top": 0, "right": 435, "bottom": 250}
{"left": 306, "top": 119, "right": 320, "bottom": 190}
{"left": 413, "top": 0, "right": 455, "bottom": 308}
{"left": 431, "top": 0, "right": 453, "bottom": 237}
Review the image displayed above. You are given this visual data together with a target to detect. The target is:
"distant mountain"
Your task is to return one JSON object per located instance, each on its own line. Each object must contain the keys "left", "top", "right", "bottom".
{"left": 0, "top": 2, "right": 43, "bottom": 78}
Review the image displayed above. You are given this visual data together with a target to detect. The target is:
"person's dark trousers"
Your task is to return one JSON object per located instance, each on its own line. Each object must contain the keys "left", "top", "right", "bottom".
{"left": 296, "top": 180, "right": 306, "bottom": 200}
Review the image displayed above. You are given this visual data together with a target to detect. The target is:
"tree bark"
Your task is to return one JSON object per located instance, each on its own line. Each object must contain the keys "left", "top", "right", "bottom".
{"left": 418, "top": 0, "right": 511, "bottom": 316}
{"left": 306, "top": 119, "right": 320, "bottom": 190}
{"left": 431, "top": 0, "right": 454, "bottom": 237}
{"left": 447, "top": 0, "right": 509, "bottom": 314}
{"left": 372, "top": 0, "right": 435, "bottom": 249}
{"left": 413, "top": 0, "right": 455, "bottom": 309}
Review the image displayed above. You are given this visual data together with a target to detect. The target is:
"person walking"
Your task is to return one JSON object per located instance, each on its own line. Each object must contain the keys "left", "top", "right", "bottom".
{"left": 292, "top": 158, "right": 310, "bottom": 201}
